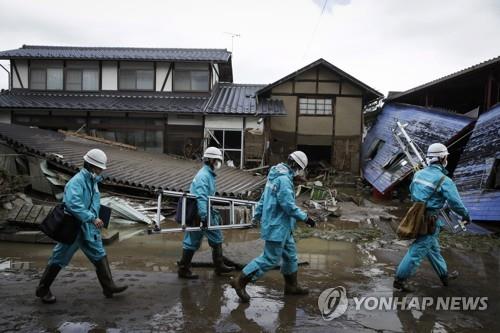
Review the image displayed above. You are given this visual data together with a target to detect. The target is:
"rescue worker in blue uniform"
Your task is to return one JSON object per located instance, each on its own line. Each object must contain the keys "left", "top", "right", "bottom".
{"left": 36, "top": 149, "right": 127, "bottom": 303}
{"left": 231, "top": 151, "right": 316, "bottom": 302}
{"left": 394, "top": 143, "right": 471, "bottom": 292}
{"left": 177, "top": 147, "right": 234, "bottom": 279}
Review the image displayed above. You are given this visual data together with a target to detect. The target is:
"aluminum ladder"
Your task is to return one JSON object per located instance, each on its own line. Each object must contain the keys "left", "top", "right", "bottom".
{"left": 150, "top": 189, "right": 257, "bottom": 233}
{"left": 392, "top": 121, "right": 467, "bottom": 233}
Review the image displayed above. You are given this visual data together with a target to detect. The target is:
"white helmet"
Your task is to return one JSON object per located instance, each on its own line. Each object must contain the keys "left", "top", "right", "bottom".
{"left": 83, "top": 149, "right": 108, "bottom": 170}
{"left": 289, "top": 151, "right": 308, "bottom": 170}
{"left": 203, "top": 147, "right": 223, "bottom": 161}
{"left": 426, "top": 143, "right": 449, "bottom": 158}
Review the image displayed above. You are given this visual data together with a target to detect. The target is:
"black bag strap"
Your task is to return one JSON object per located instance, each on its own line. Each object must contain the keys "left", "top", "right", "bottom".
{"left": 425, "top": 175, "right": 446, "bottom": 205}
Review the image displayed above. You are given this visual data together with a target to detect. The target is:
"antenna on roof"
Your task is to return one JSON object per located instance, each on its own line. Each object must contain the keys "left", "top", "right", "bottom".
{"left": 224, "top": 32, "right": 241, "bottom": 54}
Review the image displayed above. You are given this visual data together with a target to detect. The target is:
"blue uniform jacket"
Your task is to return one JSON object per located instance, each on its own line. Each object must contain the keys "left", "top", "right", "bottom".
{"left": 190, "top": 164, "right": 217, "bottom": 222}
{"left": 63, "top": 168, "right": 102, "bottom": 242}
{"left": 254, "top": 163, "right": 308, "bottom": 242}
{"left": 410, "top": 164, "right": 470, "bottom": 226}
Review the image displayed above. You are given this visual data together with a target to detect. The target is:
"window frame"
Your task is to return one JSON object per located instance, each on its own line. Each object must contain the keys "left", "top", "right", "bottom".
{"left": 29, "top": 67, "right": 64, "bottom": 91}
{"left": 298, "top": 97, "right": 334, "bottom": 116}
{"left": 173, "top": 63, "right": 210, "bottom": 92}
{"left": 118, "top": 62, "right": 155, "bottom": 91}
{"left": 205, "top": 128, "right": 244, "bottom": 168}
{"left": 65, "top": 68, "right": 99, "bottom": 91}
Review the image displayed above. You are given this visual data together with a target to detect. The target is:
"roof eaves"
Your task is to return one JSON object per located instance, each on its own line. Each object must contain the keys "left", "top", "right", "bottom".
{"left": 387, "top": 55, "right": 500, "bottom": 101}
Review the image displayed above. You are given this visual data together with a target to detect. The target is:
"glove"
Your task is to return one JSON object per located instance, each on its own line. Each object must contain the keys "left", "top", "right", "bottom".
{"left": 462, "top": 215, "right": 471, "bottom": 225}
{"left": 251, "top": 218, "right": 260, "bottom": 228}
{"left": 305, "top": 217, "right": 316, "bottom": 228}
{"left": 200, "top": 219, "right": 208, "bottom": 230}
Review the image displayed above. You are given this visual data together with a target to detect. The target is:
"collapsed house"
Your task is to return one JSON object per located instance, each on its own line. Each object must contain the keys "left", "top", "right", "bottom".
{"left": 0, "top": 46, "right": 382, "bottom": 172}
{"left": 0, "top": 123, "right": 265, "bottom": 198}
{"left": 365, "top": 55, "right": 500, "bottom": 223}
{"left": 453, "top": 104, "right": 500, "bottom": 223}
{"left": 362, "top": 103, "right": 475, "bottom": 195}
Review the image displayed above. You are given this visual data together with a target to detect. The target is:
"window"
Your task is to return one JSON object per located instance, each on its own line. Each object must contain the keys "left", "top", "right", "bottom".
{"left": 30, "top": 67, "right": 63, "bottom": 90}
{"left": 174, "top": 63, "right": 209, "bottom": 92}
{"left": 66, "top": 69, "right": 99, "bottom": 91}
{"left": 366, "top": 139, "right": 385, "bottom": 160}
{"left": 207, "top": 129, "right": 243, "bottom": 167}
{"left": 383, "top": 152, "right": 407, "bottom": 172}
{"left": 299, "top": 98, "right": 333, "bottom": 115}
{"left": 119, "top": 62, "right": 154, "bottom": 90}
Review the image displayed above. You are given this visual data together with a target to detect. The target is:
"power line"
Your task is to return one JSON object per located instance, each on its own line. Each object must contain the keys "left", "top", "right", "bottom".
{"left": 301, "top": 0, "right": 329, "bottom": 61}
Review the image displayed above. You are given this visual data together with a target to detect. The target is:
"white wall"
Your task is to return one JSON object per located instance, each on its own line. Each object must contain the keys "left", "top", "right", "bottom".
{"left": 156, "top": 62, "right": 172, "bottom": 92}
{"left": 101, "top": 61, "right": 118, "bottom": 90}
{"left": 212, "top": 63, "right": 219, "bottom": 87}
{"left": 167, "top": 114, "right": 203, "bottom": 126}
{"left": 205, "top": 116, "right": 243, "bottom": 129}
{"left": 11, "top": 60, "right": 28, "bottom": 89}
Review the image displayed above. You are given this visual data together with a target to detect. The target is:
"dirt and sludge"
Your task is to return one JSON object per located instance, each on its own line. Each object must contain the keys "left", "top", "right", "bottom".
{"left": 1, "top": 188, "right": 500, "bottom": 332}
{"left": 1, "top": 170, "right": 500, "bottom": 332}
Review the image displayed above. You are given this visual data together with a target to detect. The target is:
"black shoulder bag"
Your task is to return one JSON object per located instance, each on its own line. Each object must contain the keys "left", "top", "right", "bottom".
{"left": 40, "top": 181, "right": 95, "bottom": 244}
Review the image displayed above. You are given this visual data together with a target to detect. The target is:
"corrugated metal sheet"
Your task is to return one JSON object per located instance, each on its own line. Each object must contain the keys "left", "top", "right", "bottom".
{"left": 0, "top": 45, "right": 231, "bottom": 62}
{"left": 0, "top": 124, "right": 265, "bottom": 198}
{"left": 362, "top": 103, "right": 475, "bottom": 194}
{"left": 205, "top": 83, "right": 286, "bottom": 115}
{"left": 454, "top": 104, "right": 500, "bottom": 222}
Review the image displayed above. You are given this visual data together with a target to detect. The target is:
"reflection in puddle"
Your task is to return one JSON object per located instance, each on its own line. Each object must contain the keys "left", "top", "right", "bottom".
{"left": 0, "top": 258, "right": 34, "bottom": 271}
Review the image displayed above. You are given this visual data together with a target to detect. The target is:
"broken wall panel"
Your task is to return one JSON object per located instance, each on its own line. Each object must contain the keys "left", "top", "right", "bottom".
{"left": 362, "top": 103, "right": 475, "bottom": 194}
{"left": 454, "top": 104, "right": 500, "bottom": 222}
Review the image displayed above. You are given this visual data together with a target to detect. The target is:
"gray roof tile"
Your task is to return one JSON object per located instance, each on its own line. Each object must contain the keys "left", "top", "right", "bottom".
{"left": 0, "top": 45, "right": 231, "bottom": 62}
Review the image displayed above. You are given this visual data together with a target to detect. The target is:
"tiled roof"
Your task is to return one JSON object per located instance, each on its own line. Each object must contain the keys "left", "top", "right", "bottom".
{"left": 206, "top": 83, "right": 286, "bottom": 115}
{"left": 0, "top": 85, "right": 286, "bottom": 116}
{"left": 0, "top": 45, "right": 231, "bottom": 62}
{"left": 362, "top": 103, "right": 475, "bottom": 194}
{"left": 0, "top": 123, "right": 265, "bottom": 198}
{"left": 0, "top": 91, "right": 209, "bottom": 113}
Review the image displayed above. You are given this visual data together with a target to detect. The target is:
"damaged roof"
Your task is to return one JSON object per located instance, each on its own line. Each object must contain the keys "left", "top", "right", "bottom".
{"left": 453, "top": 104, "right": 500, "bottom": 222}
{"left": 387, "top": 56, "right": 500, "bottom": 102}
{"left": 362, "top": 103, "right": 475, "bottom": 194}
{"left": 0, "top": 87, "right": 286, "bottom": 115}
{"left": 205, "top": 83, "right": 286, "bottom": 115}
{"left": 0, "top": 123, "right": 266, "bottom": 198}
{"left": 0, "top": 45, "right": 231, "bottom": 62}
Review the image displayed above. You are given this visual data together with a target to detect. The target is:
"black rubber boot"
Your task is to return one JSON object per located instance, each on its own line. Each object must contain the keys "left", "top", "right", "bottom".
{"left": 212, "top": 244, "right": 235, "bottom": 276}
{"left": 35, "top": 264, "right": 61, "bottom": 304}
{"left": 177, "top": 249, "right": 199, "bottom": 279}
{"left": 95, "top": 256, "right": 128, "bottom": 298}
{"left": 393, "top": 278, "right": 414, "bottom": 292}
{"left": 230, "top": 272, "right": 253, "bottom": 303}
{"left": 441, "top": 270, "right": 459, "bottom": 286}
{"left": 283, "top": 272, "right": 309, "bottom": 295}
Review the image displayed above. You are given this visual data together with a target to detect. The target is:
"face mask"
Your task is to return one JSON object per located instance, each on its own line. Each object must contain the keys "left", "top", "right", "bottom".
{"left": 294, "top": 169, "right": 304, "bottom": 177}
{"left": 214, "top": 160, "right": 222, "bottom": 170}
{"left": 442, "top": 159, "right": 448, "bottom": 168}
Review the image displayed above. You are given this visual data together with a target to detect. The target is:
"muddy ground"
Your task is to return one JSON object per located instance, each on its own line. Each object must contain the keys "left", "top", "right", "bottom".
{"left": 1, "top": 213, "right": 500, "bottom": 333}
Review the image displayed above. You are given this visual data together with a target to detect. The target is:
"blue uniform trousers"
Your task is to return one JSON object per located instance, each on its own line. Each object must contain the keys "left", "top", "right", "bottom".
{"left": 242, "top": 232, "right": 298, "bottom": 281}
{"left": 48, "top": 231, "right": 106, "bottom": 267}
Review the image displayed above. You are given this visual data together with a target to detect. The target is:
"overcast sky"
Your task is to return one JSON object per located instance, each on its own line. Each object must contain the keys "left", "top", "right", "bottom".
{"left": 0, "top": 0, "right": 499, "bottom": 95}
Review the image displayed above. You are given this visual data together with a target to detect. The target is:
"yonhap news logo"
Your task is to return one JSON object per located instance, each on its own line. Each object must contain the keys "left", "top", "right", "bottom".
{"left": 318, "top": 286, "right": 349, "bottom": 320}
{"left": 318, "top": 286, "right": 488, "bottom": 320}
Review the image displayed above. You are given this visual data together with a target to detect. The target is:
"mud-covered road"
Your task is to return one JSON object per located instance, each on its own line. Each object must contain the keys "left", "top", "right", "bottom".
{"left": 1, "top": 227, "right": 499, "bottom": 332}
